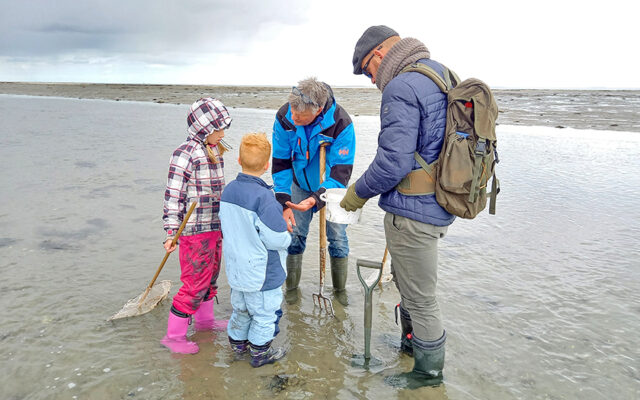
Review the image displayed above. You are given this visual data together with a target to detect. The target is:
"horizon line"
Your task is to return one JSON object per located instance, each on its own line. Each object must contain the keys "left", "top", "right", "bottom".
{"left": 1, "top": 80, "right": 639, "bottom": 91}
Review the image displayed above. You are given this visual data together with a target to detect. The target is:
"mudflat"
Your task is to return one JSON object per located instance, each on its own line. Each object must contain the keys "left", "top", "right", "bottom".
{"left": 1, "top": 82, "right": 639, "bottom": 132}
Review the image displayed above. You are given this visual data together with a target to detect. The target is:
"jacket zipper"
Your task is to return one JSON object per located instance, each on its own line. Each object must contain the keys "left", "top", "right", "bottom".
{"left": 301, "top": 138, "right": 312, "bottom": 191}
{"left": 295, "top": 137, "right": 312, "bottom": 191}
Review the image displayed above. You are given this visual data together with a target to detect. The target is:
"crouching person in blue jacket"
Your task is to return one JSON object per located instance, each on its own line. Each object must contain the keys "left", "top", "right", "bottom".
{"left": 272, "top": 77, "right": 356, "bottom": 306}
{"left": 219, "top": 133, "right": 292, "bottom": 367}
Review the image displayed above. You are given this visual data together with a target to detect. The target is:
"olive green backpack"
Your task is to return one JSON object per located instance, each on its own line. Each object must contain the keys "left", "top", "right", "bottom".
{"left": 396, "top": 63, "right": 500, "bottom": 219}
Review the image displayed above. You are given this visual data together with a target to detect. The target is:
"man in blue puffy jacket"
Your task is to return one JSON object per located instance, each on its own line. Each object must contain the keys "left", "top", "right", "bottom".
{"left": 272, "top": 77, "right": 356, "bottom": 305}
{"left": 342, "top": 25, "right": 455, "bottom": 388}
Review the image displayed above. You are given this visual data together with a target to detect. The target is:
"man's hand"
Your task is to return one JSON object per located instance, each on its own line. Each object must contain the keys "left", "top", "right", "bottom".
{"left": 286, "top": 196, "right": 316, "bottom": 213}
{"left": 164, "top": 239, "right": 177, "bottom": 253}
{"left": 340, "top": 184, "right": 368, "bottom": 211}
{"left": 282, "top": 208, "right": 296, "bottom": 233}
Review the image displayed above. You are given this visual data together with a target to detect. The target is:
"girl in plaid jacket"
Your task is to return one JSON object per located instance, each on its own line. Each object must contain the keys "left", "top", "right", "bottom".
{"left": 161, "top": 98, "right": 232, "bottom": 354}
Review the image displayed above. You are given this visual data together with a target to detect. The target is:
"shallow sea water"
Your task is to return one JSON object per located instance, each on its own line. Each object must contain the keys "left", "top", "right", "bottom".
{"left": 0, "top": 95, "right": 639, "bottom": 399}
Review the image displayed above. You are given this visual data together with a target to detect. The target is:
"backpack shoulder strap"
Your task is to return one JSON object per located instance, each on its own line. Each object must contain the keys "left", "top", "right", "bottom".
{"left": 413, "top": 151, "right": 435, "bottom": 175}
{"left": 446, "top": 67, "right": 461, "bottom": 89}
{"left": 400, "top": 63, "right": 458, "bottom": 92}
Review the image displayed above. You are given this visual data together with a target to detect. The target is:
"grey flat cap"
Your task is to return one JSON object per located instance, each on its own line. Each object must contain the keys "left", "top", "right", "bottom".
{"left": 352, "top": 25, "right": 399, "bottom": 75}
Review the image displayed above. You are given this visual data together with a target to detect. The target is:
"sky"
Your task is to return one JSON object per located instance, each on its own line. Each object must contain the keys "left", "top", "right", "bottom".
{"left": 1, "top": 0, "right": 639, "bottom": 89}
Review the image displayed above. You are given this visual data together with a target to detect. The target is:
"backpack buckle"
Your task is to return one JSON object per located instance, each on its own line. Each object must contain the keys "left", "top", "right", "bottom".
{"left": 475, "top": 140, "right": 487, "bottom": 155}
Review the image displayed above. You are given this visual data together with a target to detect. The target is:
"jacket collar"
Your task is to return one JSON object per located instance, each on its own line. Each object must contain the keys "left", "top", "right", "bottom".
{"left": 236, "top": 172, "right": 272, "bottom": 189}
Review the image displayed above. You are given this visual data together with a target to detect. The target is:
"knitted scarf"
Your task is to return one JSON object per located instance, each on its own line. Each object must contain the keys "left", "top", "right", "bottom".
{"left": 376, "top": 37, "right": 431, "bottom": 92}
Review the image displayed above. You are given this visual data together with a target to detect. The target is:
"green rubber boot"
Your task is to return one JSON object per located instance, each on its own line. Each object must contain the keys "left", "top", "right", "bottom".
{"left": 285, "top": 254, "right": 303, "bottom": 304}
{"left": 330, "top": 256, "right": 349, "bottom": 306}
{"left": 395, "top": 304, "right": 414, "bottom": 356}
{"left": 385, "top": 331, "right": 446, "bottom": 389}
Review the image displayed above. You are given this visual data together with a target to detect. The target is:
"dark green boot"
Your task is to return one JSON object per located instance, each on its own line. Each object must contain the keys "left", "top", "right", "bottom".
{"left": 330, "top": 256, "right": 349, "bottom": 306}
{"left": 285, "top": 254, "right": 303, "bottom": 304}
{"left": 385, "top": 331, "right": 446, "bottom": 389}
{"left": 395, "top": 304, "right": 414, "bottom": 356}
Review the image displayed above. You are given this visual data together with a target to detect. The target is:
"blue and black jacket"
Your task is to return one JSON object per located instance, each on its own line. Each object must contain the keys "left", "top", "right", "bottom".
{"left": 219, "top": 173, "right": 292, "bottom": 292}
{"left": 272, "top": 85, "right": 356, "bottom": 209}
{"left": 354, "top": 58, "right": 455, "bottom": 226}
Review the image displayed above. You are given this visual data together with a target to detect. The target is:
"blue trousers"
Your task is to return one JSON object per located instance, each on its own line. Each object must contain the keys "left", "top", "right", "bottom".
{"left": 288, "top": 184, "right": 349, "bottom": 258}
{"left": 227, "top": 287, "right": 283, "bottom": 346}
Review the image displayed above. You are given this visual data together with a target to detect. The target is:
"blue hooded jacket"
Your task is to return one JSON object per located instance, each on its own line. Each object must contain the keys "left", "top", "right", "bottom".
{"left": 219, "top": 173, "right": 292, "bottom": 292}
{"left": 272, "top": 85, "right": 356, "bottom": 209}
{"left": 354, "top": 58, "right": 455, "bottom": 226}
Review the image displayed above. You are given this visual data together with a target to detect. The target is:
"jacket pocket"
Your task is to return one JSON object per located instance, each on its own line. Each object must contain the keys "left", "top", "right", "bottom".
{"left": 391, "top": 214, "right": 404, "bottom": 232}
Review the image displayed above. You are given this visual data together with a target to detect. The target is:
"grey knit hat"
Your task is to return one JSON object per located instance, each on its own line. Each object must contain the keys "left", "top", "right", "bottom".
{"left": 352, "top": 25, "right": 399, "bottom": 75}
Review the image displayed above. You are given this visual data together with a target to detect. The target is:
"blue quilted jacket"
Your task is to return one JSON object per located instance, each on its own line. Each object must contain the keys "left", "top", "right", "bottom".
{"left": 354, "top": 58, "right": 455, "bottom": 226}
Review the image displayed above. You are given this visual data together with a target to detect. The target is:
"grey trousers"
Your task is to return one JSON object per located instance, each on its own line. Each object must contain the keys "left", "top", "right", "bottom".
{"left": 384, "top": 212, "right": 448, "bottom": 341}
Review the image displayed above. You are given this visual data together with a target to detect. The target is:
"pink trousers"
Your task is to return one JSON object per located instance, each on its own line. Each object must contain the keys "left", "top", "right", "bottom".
{"left": 172, "top": 230, "right": 222, "bottom": 315}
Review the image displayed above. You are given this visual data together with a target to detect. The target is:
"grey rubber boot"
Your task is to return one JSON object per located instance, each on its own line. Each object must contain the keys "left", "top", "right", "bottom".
{"left": 286, "top": 254, "right": 303, "bottom": 290}
{"left": 285, "top": 254, "right": 303, "bottom": 304}
{"left": 330, "top": 256, "right": 349, "bottom": 306}
{"left": 385, "top": 331, "right": 446, "bottom": 389}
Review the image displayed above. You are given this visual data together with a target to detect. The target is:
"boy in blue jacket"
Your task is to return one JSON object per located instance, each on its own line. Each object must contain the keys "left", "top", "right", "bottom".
{"left": 219, "top": 133, "right": 291, "bottom": 367}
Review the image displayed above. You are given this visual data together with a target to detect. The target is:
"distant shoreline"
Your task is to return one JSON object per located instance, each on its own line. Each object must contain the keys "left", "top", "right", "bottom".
{"left": 2, "top": 82, "right": 638, "bottom": 132}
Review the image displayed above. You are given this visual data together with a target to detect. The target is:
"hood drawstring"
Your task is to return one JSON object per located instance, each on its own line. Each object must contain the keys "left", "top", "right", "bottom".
{"left": 206, "top": 142, "right": 227, "bottom": 164}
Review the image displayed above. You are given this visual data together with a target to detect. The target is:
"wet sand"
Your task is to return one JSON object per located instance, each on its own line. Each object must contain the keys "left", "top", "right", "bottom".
{"left": 1, "top": 82, "right": 639, "bottom": 132}
{"left": 2, "top": 96, "right": 639, "bottom": 399}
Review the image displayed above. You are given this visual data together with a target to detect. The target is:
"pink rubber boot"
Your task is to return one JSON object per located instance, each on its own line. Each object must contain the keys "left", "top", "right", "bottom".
{"left": 193, "top": 298, "right": 228, "bottom": 331}
{"left": 161, "top": 313, "right": 199, "bottom": 354}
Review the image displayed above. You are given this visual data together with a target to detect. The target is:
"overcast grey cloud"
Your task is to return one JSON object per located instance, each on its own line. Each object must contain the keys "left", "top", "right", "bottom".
{"left": 1, "top": 0, "right": 639, "bottom": 88}
{"left": 1, "top": 1, "right": 308, "bottom": 60}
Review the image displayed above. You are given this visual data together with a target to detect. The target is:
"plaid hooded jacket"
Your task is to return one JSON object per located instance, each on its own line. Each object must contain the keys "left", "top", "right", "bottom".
{"left": 163, "top": 98, "right": 232, "bottom": 239}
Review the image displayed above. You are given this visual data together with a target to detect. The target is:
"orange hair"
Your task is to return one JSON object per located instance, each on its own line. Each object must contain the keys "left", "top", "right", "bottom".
{"left": 239, "top": 133, "right": 271, "bottom": 172}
